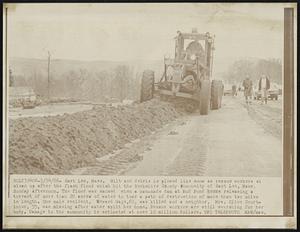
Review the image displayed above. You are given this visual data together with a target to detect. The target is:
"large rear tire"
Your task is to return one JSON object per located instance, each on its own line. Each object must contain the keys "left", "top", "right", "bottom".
{"left": 211, "top": 80, "right": 223, "bottom": 110}
{"left": 199, "top": 80, "right": 211, "bottom": 115}
{"left": 140, "top": 70, "right": 155, "bottom": 102}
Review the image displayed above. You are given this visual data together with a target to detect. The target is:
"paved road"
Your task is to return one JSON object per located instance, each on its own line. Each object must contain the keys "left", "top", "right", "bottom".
{"left": 124, "top": 96, "right": 282, "bottom": 177}
{"left": 9, "top": 100, "right": 134, "bottom": 120}
{"left": 9, "top": 103, "right": 93, "bottom": 119}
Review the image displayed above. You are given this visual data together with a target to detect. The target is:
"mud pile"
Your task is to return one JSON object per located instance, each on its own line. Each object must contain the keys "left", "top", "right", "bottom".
{"left": 9, "top": 99, "right": 182, "bottom": 174}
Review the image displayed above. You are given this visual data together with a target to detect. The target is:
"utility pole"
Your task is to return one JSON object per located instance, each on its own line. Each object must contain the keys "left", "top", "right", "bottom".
{"left": 47, "top": 51, "right": 51, "bottom": 100}
{"left": 210, "top": 36, "right": 215, "bottom": 79}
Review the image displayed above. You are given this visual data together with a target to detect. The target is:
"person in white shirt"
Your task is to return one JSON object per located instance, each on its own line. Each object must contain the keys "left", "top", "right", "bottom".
{"left": 258, "top": 74, "right": 270, "bottom": 104}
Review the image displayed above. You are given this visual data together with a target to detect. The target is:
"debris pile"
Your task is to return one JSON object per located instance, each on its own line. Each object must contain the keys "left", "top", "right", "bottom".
{"left": 9, "top": 99, "right": 182, "bottom": 174}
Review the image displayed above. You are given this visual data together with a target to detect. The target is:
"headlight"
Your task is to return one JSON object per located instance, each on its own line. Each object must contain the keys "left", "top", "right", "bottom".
{"left": 190, "top": 54, "right": 196, "bottom": 60}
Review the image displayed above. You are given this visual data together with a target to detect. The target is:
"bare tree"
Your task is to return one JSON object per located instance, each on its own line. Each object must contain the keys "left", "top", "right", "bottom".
{"left": 9, "top": 68, "right": 14, "bottom": 87}
{"left": 223, "top": 58, "right": 282, "bottom": 84}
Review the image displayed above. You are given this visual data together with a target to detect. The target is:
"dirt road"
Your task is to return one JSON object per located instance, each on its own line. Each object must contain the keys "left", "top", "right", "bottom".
{"left": 123, "top": 96, "right": 282, "bottom": 177}
{"left": 70, "top": 96, "right": 282, "bottom": 177}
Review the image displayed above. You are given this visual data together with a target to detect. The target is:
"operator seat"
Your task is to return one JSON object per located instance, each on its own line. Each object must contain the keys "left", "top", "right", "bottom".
{"left": 186, "top": 41, "right": 205, "bottom": 61}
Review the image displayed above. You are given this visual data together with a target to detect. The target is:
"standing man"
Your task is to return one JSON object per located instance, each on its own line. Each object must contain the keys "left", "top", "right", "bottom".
{"left": 242, "top": 75, "right": 253, "bottom": 104}
{"left": 258, "top": 74, "right": 270, "bottom": 104}
{"left": 232, "top": 84, "right": 237, "bottom": 97}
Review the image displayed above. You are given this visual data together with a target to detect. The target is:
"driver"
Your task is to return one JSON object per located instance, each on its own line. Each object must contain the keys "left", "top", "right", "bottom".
{"left": 186, "top": 41, "right": 204, "bottom": 60}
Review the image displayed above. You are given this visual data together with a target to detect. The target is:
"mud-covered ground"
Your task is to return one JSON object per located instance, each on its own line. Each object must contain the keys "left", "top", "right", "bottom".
{"left": 123, "top": 95, "right": 282, "bottom": 177}
{"left": 9, "top": 95, "right": 282, "bottom": 177}
{"left": 245, "top": 97, "right": 282, "bottom": 139}
{"left": 9, "top": 99, "right": 183, "bottom": 174}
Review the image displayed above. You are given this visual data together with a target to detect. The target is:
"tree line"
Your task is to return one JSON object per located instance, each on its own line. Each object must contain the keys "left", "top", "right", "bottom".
{"left": 10, "top": 65, "right": 141, "bottom": 102}
{"left": 222, "top": 58, "right": 282, "bottom": 86}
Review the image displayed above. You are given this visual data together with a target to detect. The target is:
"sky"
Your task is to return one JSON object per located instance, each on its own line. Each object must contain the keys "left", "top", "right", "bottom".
{"left": 6, "top": 3, "right": 294, "bottom": 74}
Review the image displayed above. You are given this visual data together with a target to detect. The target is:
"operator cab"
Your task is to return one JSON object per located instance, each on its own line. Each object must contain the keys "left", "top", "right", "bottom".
{"left": 185, "top": 41, "right": 205, "bottom": 62}
{"left": 174, "top": 29, "right": 209, "bottom": 65}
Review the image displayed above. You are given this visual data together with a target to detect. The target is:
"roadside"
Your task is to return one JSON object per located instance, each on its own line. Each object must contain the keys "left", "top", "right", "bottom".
{"left": 240, "top": 96, "right": 282, "bottom": 139}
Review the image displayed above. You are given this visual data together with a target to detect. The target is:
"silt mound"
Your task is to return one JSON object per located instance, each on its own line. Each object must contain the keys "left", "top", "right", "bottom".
{"left": 9, "top": 99, "right": 182, "bottom": 174}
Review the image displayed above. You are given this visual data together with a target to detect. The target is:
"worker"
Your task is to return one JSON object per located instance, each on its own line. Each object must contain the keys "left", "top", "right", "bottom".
{"left": 232, "top": 84, "right": 237, "bottom": 97}
{"left": 242, "top": 75, "right": 253, "bottom": 104}
{"left": 258, "top": 74, "right": 270, "bottom": 104}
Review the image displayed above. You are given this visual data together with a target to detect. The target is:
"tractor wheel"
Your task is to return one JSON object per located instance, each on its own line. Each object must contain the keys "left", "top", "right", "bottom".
{"left": 211, "top": 80, "right": 222, "bottom": 110}
{"left": 199, "top": 80, "right": 211, "bottom": 115}
{"left": 140, "top": 70, "right": 155, "bottom": 102}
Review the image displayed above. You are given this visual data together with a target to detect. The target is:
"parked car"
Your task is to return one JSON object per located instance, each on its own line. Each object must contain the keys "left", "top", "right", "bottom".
{"left": 254, "top": 83, "right": 280, "bottom": 100}
{"left": 268, "top": 83, "right": 281, "bottom": 100}
{"left": 223, "top": 84, "right": 232, "bottom": 96}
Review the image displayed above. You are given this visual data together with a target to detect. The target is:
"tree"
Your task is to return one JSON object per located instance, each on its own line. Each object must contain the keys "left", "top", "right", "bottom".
{"left": 9, "top": 68, "right": 14, "bottom": 87}
{"left": 113, "top": 65, "right": 131, "bottom": 101}
{"left": 222, "top": 58, "right": 282, "bottom": 85}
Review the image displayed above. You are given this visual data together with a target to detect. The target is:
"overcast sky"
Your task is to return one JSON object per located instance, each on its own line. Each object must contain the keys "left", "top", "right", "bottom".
{"left": 6, "top": 3, "right": 293, "bottom": 74}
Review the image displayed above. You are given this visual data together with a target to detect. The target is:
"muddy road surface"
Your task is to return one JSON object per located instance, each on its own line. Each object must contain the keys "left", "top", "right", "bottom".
{"left": 71, "top": 96, "right": 282, "bottom": 177}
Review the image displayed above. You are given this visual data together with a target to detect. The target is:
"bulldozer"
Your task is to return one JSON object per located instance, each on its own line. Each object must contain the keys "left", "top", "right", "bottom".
{"left": 140, "top": 29, "right": 223, "bottom": 115}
